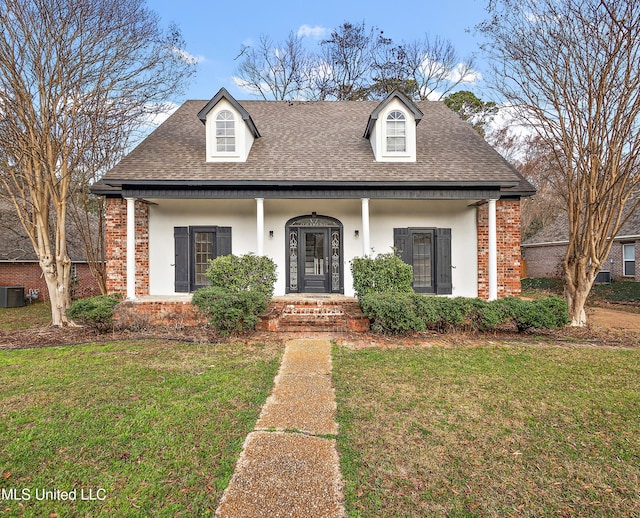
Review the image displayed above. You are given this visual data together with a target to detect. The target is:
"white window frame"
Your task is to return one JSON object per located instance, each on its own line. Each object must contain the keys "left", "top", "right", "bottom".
{"left": 622, "top": 243, "right": 635, "bottom": 277}
{"left": 386, "top": 110, "right": 406, "bottom": 153}
{"left": 215, "top": 110, "right": 235, "bottom": 153}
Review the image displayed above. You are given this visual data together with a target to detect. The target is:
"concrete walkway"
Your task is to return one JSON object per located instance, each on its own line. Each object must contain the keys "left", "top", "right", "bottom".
{"left": 215, "top": 338, "right": 345, "bottom": 517}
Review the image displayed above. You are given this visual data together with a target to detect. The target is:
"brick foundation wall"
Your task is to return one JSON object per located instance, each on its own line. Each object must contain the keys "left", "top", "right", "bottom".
{"left": 0, "top": 262, "right": 100, "bottom": 301}
{"left": 477, "top": 199, "right": 522, "bottom": 300}
{"left": 113, "top": 300, "right": 206, "bottom": 328}
{"left": 105, "top": 198, "right": 150, "bottom": 296}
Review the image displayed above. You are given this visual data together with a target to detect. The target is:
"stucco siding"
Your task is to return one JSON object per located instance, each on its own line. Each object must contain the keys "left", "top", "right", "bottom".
{"left": 145, "top": 198, "right": 479, "bottom": 297}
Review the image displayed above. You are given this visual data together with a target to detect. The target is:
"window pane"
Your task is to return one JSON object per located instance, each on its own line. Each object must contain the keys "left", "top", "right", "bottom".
{"left": 624, "top": 261, "right": 635, "bottom": 276}
{"left": 623, "top": 244, "right": 635, "bottom": 261}
{"left": 412, "top": 233, "right": 432, "bottom": 288}
{"left": 386, "top": 117, "right": 406, "bottom": 152}
{"left": 305, "top": 232, "right": 325, "bottom": 275}
{"left": 194, "top": 231, "right": 214, "bottom": 286}
{"left": 387, "top": 136, "right": 406, "bottom": 152}
{"left": 215, "top": 111, "right": 235, "bottom": 152}
{"left": 216, "top": 136, "right": 235, "bottom": 152}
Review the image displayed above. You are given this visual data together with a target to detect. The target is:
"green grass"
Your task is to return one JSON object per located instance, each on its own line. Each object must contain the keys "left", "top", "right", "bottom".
{"left": 0, "top": 302, "right": 51, "bottom": 330}
{"left": 0, "top": 339, "right": 281, "bottom": 516}
{"left": 333, "top": 344, "right": 640, "bottom": 517}
{"left": 522, "top": 277, "right": 640, "bottom": 305}
{"left": 590, "top": 280, "right": 640, "bottom": 303}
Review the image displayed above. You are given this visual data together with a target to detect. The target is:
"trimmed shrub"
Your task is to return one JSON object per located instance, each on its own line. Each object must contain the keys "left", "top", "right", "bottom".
{"left": 359, "top": 292, "right": 423, "bottom": 334}
{"left": 193, "top": 253, "right": 277, "bottom": 335}
{"left": 505, "top": 296, "right": 570, "bottom": 332}
{"left": 192, "top": 286, "right": 268, "bottom": 335}
{"left": 470, "top": 298, "right": 512, "bottom": 332}
{"left": 351, "top": 252, "right": 413, "bottom": 298}
{"left": 68, "top": 294, "right": 120, "bottom": 332}
{"left": 205, "top": 254, "right": 277, "bottom": 299}
{"left": 359, "top": 293, "right": 569, "bottom": 334}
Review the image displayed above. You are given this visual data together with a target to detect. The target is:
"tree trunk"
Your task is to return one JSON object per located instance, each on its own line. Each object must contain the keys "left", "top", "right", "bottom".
{"left": 40, "top": 254, "right": 73, "bottom": 327}
{"left": 564, "top": 258, "right": 597, "bottom": 327}
{"left": 565, "top": 282, "right": 589, "bottom": 327}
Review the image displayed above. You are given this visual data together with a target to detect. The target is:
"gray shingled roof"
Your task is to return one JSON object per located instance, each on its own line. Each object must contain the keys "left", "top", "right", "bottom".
{"left": 101, "top": 98, "right": 531, "bottom": 190}
{"left": 524, "top": 204, "right": 640, "bottom": 245}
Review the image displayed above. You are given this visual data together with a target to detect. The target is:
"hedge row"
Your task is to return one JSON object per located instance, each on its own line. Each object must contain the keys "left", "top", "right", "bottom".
{"left": 359, "top": 293, "right": 569, "bottom": 334}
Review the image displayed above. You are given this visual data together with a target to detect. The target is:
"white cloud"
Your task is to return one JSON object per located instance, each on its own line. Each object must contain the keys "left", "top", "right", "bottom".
{"left": 145, "top": 102, "right": 180, "bottom": 126}
{"left": 297, "top": 24, "right": 328, "bottom": 39}
{"left": 171, "top": 46, "right": 205, "bottom": 65}
{"left": 447, "top": 63, "right": 482, "bottom": 84}
{"left": 232, "top": 76, "right": 270, "bottom": 97}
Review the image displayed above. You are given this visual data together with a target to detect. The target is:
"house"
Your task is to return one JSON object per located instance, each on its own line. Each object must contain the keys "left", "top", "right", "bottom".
{"left": 522, "top": 210, "right": 639, "bottom": 281}
{"left": 92, "top": 88, "right": 534, "bottom": 304}
{"left": 0, "top": 199, "right": 101, "bottom": 301}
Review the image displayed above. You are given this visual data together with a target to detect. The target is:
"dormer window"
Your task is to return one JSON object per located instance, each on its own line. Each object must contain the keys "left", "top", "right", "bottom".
{"left": 386, "top": 111, "right": 406, "bottom": 152}
{"left": 216, "top": 110, "right": 235, "bottom": 152}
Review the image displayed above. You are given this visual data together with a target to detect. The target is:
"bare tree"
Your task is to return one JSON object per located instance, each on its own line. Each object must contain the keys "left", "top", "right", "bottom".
{"left": 479, "top": 0, "right": 640, "bottom": 325}
{"left": 0, "top": 0, "right": 195, "bottom": 326}
{"left": 234, "top": 32, "right": 309, "bottom": 100}
{"left": 234, "top": 22, "right": 478, "bottom": 102}
{"left": 319, "top": 21, "right": 382, "bottom": 100}
{"left": 401, "top": 35, "right": 477, "bottom": 101}
{"left": 491, "top": 130, "right": 565, "bottom": 239}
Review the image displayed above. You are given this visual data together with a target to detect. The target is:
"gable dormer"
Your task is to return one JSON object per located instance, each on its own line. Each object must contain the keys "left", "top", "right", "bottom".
{"left": 197, "top": 88, "right": 260, "bottom": 162}
{"left": 363, "top": 90, "right": 423, "bottom": 163}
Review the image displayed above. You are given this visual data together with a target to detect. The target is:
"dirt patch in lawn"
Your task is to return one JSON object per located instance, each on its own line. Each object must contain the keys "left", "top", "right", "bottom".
{"left": 588, "top": 306, "right": 640, "bottom": 331}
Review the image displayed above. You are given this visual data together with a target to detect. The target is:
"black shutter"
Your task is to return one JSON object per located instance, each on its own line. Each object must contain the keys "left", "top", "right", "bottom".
{"left": 174, "top": 226, "right": 189, "bottom": 293}
{"left": 216, "top": 227, "right": 232, "bottom": 257}
{"left": 435, "top": 228, "right": 452, "bottom": 295}
{"left": 393, "top": 228, "right": 411, "bottom": 264}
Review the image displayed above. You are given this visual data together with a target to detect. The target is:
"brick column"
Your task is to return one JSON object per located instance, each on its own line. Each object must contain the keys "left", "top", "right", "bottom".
{"left": 105, "top": 197, "right": 149, "bottom": 296}
{"left": 477, "top": 199, "right": 522, "bottom": 300}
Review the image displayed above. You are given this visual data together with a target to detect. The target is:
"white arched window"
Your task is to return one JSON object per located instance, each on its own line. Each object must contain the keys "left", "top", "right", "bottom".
{"left": 216, "top": 110, "right": 235, "bottom": 152}
{"left": 386, "top": 111, "right": 406, "bottom": 152}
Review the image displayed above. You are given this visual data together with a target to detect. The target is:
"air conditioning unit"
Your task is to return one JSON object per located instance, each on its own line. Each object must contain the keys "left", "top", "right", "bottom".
{"left": 0, "top": 286, "right": 25, "bottom": 308}
{"left": 595, "top": 270, "right": 611, "bottom": 284}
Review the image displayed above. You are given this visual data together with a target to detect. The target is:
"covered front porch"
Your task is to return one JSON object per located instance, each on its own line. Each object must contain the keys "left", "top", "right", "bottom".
{"left": 107, "top": 194, "right": 505, "bottom": 301}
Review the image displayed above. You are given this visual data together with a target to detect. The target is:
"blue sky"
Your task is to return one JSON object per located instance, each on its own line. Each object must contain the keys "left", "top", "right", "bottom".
{"left": 148, "top": 0, "right": 491, "bottom": 102}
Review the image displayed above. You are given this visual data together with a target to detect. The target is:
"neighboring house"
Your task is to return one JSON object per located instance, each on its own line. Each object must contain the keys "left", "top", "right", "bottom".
{"left": 522, "top": 210, "right": 639, "bottom": 281}
{"left": 93, "top": 88, "right": 534, "bottom": 300}
{"left": 0, "top": 199, "right": 101, "bottom": 301}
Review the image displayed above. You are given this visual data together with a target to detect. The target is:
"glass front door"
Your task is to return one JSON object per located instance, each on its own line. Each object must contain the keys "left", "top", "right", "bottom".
{"left": 286, "top": 214, "right": 343, "bottom": 294}
{"left": 301, "top": 229, "right": 330, "bottom": 293}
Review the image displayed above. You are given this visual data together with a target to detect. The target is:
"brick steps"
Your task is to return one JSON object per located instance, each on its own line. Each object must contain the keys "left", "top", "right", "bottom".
{"left": 256, "top": 298, "right": 370, "bottom": 333}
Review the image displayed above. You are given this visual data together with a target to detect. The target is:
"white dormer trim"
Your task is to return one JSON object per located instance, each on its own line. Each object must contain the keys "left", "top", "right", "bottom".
{"left": 197, "top": 87, "right": 260, "bottom": 163}
{"left": 371, "top": 99, "right": 417, "bottom": 162}
{"left": 364, "top": 90, "right": 422, "bottom": 163}
{"left": 204, "top": 99, "right": 255, "bottom": 162}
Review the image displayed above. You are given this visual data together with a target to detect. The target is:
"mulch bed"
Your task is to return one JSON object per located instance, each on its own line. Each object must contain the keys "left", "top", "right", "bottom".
{"left": 2, "top": 321, "right": 638, "bottom": 351}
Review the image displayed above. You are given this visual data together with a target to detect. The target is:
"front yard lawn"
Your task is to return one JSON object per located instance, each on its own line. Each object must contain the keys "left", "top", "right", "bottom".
{"left": 333, "top": 344, "right": 640, "bottom": 517}
{"left": 0, "top": 302, "right": 51, "bottom": 330}
{"left": 0, "top": 339, "right": 281, "bottom": 516}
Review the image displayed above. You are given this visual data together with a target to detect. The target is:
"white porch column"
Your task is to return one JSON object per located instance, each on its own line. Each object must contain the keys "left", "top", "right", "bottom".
{"left": 256, "top": 198, "right": 264, "bottom": 256}
{"left": 488, "top": 198, "right": 498, "bottom": 301}
{"left": 125, "top": 197, "right": 136, "bottom": 300}
{"left": 361, "top": 198, "right": 370, "bottom": 256}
